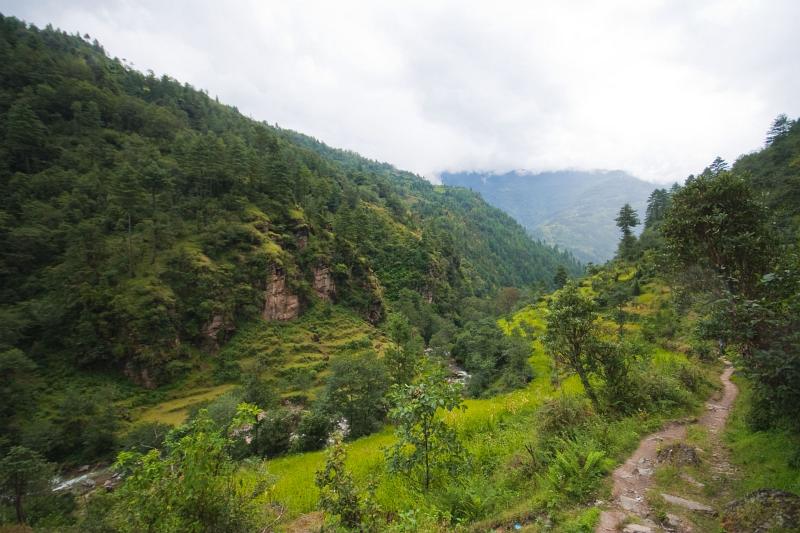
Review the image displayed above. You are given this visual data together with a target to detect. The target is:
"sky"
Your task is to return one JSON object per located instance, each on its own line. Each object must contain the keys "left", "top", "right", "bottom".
{"left": 2, "top": 0, "right": 799, "bottom": 183}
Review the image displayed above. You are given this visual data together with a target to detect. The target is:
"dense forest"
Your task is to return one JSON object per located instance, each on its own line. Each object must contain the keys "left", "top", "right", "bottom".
{"left": 0, "top": 14, "right": 577, "bottom": 386}
{"left": 441, "top": 170, "right": 653, "bottom": 263}
{"left": 1, "top": 12, "right": 799, "bottom": 533}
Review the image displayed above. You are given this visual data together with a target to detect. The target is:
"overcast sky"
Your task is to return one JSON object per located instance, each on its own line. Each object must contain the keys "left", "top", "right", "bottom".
{"left": 3, "top": 1, "right": 799, "bottom": 183}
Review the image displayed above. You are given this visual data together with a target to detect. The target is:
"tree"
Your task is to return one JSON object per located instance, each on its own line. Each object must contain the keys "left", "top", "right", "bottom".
{"left": 543, "top": 282, "right": 600, "bottom": 407}
{"left": 0, "top": 349, "right": 38, "bottom": 439}
{"left": 386, "top": 367, "right": 466, "bottom": 492}
{"left": 765, "top": 113, "right": 793, "bottom": 146}
{"left": 384, "top": 312, "right": 423, "bottom": 386}
{"left": 662, "top": 171, "right": 774, "bottom": 298}
{"left": 315, "top": 431, "right": 378, "bottom": 530}
{"left": 615, "top": 204, "right": 640, "bottom": 260}
{"left": 321, "top": 351, "right": 389, "bottom": 439}
{"left": 111, "top": 405, "right": 272, "bottom": 532}
{"left": 644, "top": 189, "right": 669, "bottom": 228}
{"left": 553, "top": 265, "right": 569, "bottom": 289}
{"left": 706, "top": 156, "right": 729, "bottom": 175}
{"left": 0, "top": 446, "right": 54, "bottom": 523}
{"left": 4, "top": 101, "right": 47, "bottom": 172}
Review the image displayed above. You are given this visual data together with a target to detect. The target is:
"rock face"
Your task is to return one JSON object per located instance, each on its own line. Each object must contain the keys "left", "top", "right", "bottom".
{"left": 203, "top": 314, "right": 234, "bottom": 348}
{"left": 263, "top": 266, "right": 300, "bottom": 321}
{"left": 124, "top": 362, "right": 156, "bottom": 389}
{"left": 312, "top": 265, "right": 335, "bottom": 301}
{"left": 723, "top": 489, "right": 800, "bottom": 532}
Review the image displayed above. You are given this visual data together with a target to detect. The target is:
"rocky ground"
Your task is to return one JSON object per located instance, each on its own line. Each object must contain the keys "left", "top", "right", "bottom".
{"left": 597, "top": 361, "right": 739, "bottom": 532}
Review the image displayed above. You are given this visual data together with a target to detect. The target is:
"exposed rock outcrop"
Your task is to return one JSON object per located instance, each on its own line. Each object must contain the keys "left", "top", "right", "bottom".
{"left": 723, "top": 489, "right": 800, "bottom": 532}
{"left": 657, "top": 443, "right": 701, "bottom": 466}
{"left": 202, "top": 314, "right": 235, "bottom": 350}
{"left": 123, "top": 362, "right": 156, "bottom": 389}
{"left": 263, "top": 266, "right": 300, "bottom": 321}
{"left": 312, "top": 265, "right": 335, "bottom": 301}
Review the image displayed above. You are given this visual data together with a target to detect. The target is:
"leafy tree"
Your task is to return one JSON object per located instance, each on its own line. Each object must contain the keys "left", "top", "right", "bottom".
{"left": 110, "top": 405, "right": 272, "bottom": 532}
{"left": 0, "top": 349, "right": 38, "bottom": 440}
{"left": 4, "top": 101, "right": 47, "bottom": 173}
{"left": 384, "top": 312, "right": 424, "bottom": 386}
{"left": 321, "top": 351, "right": 389, "bottom": 439}
{"left": 614, "top": 204, "right": 640, "bottom": 260}
{"left": 0, "top": 446, "right": 54, "bottom": 524}
{"left": 452, "top": 318, "right": 531, "bottom": 396}
{"left": 315, "top": 431, "right": 379, "bottom": 531}
{"left": 543, "top": 282, "right": 600, "bottom": 407}
{"left": 386, "top": 367, "right": 467, "bottom": 492}
{"left": 662, "top": 171, "right": 774, "bottom": 298}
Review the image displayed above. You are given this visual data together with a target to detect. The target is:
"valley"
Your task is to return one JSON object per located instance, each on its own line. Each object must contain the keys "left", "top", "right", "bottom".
{"left": 0, "top": 11, "right": 799, "bottom": 533}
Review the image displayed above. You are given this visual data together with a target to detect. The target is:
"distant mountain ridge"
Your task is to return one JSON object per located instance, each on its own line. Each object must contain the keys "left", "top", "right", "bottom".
{"left": 441, "top": 169, "right": 654, "bottom": 263}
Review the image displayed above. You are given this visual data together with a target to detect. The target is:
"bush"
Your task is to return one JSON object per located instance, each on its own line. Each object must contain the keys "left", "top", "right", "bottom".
{"left": 120, "top": 421, "right": 171, "bottom": 453}
{"left": 539, "top": 439, "right": 613, "bottom": 506}
{"left": 252, "top": 407, "right": 297, "bottom": 458}
{"left": 629, "top": 368, "right": 693, "bottom": 412}
{"left": 291, "top": 408, "right": 332, "bottom": 452}
{"left": 436, "top": 481, "right": 512, "bottom": 523}
{"left": 536, "top": 394, "right": 595, "bottom": 439}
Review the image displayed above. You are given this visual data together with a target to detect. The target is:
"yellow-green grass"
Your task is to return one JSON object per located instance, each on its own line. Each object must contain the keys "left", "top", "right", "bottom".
{"left": 262, "top": 344, "right": 581, "bottom": 520}
{"left": 254, "top": 298, "right": 705, "bottom": 527}
{"left": 137, "top": 384, "right": 236, "bottom": 426}
{"left": 131, "top": 306, "right": 385, "bottom": 427}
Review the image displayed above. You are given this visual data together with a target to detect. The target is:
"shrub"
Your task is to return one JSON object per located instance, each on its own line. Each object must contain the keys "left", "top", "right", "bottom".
{"left": 252, "top": 407, "right": 297, "bottom": 458}
{"left": 539, "top": 439, "right": 613, "bottom": 506}
{"left": 536, "top": 394, "right": 595, "bottom": 439}
{"left": 120, "top": 421, "right": 171, "bottom": 453}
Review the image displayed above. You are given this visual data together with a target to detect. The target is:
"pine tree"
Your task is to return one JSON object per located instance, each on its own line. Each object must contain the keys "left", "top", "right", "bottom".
{"left": 615, "top": 204, "right": 640, "bottom": 260}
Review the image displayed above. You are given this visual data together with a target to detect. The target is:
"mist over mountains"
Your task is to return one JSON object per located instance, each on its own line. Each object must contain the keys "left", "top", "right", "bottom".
{"left": 441, "top": 170, "right": 655, "bottom": 263}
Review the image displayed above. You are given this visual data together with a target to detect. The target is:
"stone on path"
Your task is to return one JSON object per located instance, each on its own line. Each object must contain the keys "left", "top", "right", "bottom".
{"left": 661, "top": 493, "right": 716, "bottom": 514}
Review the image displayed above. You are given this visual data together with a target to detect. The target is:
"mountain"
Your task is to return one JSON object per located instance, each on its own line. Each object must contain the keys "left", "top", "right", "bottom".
{"left": 0, "top": 14, "right": 578, "bottom": 386}
{"left": 441, "top": 169, "right": 655, "bottom": 263}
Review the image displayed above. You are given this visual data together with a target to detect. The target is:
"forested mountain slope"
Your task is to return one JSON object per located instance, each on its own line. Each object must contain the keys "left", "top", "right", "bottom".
{"left": 0, "top": 15, "right": 577, "bottom": 385}
{"left": 441, "top": 169, "right": 653, "bottom": 263}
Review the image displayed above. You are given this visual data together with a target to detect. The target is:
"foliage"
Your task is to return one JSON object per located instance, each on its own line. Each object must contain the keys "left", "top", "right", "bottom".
{"left": 315, "top": 431, "right": 379, "bottom": 531}
{"left": 451, "top": 319, "right": 532, "bottom": 396}
{"left": 615, "top": 203, "right": 640, "bottom": 260}
{"left": 386, "top": 368, "right": 467, "bottom": 492}
{"left": 109, "top": 406, "right": 273, "bottom": 532}
{"left": 543, "top": 282, "right": 602, "bottom": 407}
{"left": 540, "top": 441, "right": 612, "bottom": 505}
{"left": 0, "top": 446, "right": 54, "bottom": 524}
{"left": 320, "top": 351, "right": 390, "bottom": 439}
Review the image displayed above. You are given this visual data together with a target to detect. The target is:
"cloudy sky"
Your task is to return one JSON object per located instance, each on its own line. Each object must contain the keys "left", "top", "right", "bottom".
{"left": 3, "top": 0, "right": 799, "bottom": 183}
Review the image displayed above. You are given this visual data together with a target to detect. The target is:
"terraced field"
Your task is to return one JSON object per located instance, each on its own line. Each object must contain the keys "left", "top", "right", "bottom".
{"left": 131, "top": 305, "right": 386, "bottom": 426}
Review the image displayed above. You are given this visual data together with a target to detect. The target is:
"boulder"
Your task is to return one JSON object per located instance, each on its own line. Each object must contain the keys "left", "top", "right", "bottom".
{"left": 657, "top": 443, "right": 701, "bottom": 466}
{"left": 661, "top": 493, "right": 715, "bottom": 515}
{"left": 722, "top": 489, "right": 800, "bottom": 532}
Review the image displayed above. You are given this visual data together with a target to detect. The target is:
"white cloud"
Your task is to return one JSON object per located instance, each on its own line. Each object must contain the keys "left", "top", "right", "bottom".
{"left": 2, "top": 0, "right": 799, "bottom": 183}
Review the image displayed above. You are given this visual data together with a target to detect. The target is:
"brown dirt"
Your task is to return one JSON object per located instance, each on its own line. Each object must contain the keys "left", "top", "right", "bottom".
{"left": 596, "top": 362, "right": 738, "bottom": 532}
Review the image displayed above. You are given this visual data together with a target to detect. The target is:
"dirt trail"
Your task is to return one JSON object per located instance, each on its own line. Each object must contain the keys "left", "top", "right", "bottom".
{"left": 596, "top": 362, "right": 738, "bottom": 532}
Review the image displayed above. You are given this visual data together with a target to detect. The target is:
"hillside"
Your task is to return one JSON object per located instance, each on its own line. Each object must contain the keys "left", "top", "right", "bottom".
{"left": 0, "top": 14, "right": 577, "bottom": 389}
{"left": 441, "top": 169, "right": 654, "bottom": 263}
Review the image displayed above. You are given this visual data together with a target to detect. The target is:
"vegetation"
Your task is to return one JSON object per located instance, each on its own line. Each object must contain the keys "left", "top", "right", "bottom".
{"left": 0, "top": 11, "right": 798, "bottom": 533}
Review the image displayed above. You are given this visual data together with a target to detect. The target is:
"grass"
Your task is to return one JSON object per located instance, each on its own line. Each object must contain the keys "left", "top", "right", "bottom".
{"left": 725, "top": 376, "right": 800, "bottom": 496}
{"left": 129, "top": 305, "right": 385, "bottom": 426}
{"left": 137, "top": 384, "right": 236, "bottom": 426}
